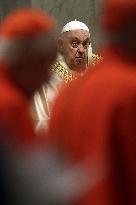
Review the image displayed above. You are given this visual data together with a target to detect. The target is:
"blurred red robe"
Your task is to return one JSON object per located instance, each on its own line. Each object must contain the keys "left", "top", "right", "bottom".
{"left": 0, "top": 62, "right": 37, "bottom": 146}
{"left": 48, "top": 45, "right": 136, "bottom": 205}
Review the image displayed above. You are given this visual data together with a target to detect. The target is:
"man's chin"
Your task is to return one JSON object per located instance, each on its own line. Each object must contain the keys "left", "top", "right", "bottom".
{"left": 73, "top": 63, "right": 86, "bottom": 72}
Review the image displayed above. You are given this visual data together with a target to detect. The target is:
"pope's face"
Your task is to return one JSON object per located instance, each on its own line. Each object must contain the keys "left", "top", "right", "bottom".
{"left": 59, "top": 29, "right": 90, "bottom": 72}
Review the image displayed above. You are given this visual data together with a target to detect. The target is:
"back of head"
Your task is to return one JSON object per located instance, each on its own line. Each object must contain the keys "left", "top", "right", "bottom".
{"left": 0, "top": 8, "right": 55, "bottom": 38}
{"left": 102, "top": 0, "right": 136, "bottom": 33}
{"left": 0, "top": 8, "right": 57, "bottom": 63}
{"left": 0, "top": 8, "right": 57, "bottom": 97}
{"left": 100, "top": 0, "right": 136, "bottom": 54}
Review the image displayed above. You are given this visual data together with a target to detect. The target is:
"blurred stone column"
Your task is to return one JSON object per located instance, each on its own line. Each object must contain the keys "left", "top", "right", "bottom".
{"left": 94, "top": 0, "right": 105, "bottom": 50}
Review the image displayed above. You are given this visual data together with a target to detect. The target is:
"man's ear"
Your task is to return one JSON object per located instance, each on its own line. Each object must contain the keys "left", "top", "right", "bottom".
{"left": 57, "top": 37, "right": 63, "bottom": 54}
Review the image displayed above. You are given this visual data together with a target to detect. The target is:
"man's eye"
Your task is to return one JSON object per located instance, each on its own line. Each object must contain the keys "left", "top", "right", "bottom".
{"left": 72, "top": 42, "right": 78, "bottom": 48}
{"left": 83, "top": 43, "right": 89, "bottom": 49}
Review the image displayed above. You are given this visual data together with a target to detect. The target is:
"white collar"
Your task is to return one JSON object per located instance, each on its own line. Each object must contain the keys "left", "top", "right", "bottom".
{"left": 56, "top": 53, "right": 70, "bottom": 71}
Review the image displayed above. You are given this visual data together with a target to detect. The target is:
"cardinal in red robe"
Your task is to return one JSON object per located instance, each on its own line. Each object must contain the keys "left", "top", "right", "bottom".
{"left": 0, "top": 8, "right": 58, "bottom": 204}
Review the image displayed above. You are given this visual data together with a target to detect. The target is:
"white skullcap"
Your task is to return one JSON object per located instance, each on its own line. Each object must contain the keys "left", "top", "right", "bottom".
{"left": 61, "top": 20, "right": 89, "bottom": 33}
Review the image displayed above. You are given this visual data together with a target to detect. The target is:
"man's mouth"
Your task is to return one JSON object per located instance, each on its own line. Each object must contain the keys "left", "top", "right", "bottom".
{"left": 75, "top": 57, "right": 84, "bottom": 63}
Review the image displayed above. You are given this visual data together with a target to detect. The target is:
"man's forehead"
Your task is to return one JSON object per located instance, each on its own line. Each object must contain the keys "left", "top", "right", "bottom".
{"left": 63, "top": 29, "right": 90, "bottom": 40}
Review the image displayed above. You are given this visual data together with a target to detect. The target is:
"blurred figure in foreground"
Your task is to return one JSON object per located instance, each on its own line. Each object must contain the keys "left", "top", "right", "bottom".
{"left": 48, "top": 0, "right": 136, "bottom": 204}
{"left": 0, "top": 8, "right": 91, "bottom": 205}
{"left": 0, "top": 8, "right": 57, "bottom": 204}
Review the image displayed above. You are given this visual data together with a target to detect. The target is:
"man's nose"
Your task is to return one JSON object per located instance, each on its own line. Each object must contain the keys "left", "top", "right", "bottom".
{"left": 78, "top": 44, "right": 85, "bottom": 53}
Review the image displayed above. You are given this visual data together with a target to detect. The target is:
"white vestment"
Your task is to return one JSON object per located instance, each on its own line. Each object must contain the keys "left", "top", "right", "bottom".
{"left": 33, "top": 54, "right": 74, "bottom": 131}
{"left": 32, "top": 52, "right": 101, "bottom": 131}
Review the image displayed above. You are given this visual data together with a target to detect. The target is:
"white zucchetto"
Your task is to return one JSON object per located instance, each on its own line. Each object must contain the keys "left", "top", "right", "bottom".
{"left": 61, "top": 20, "right": 90, "bottom": 33}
